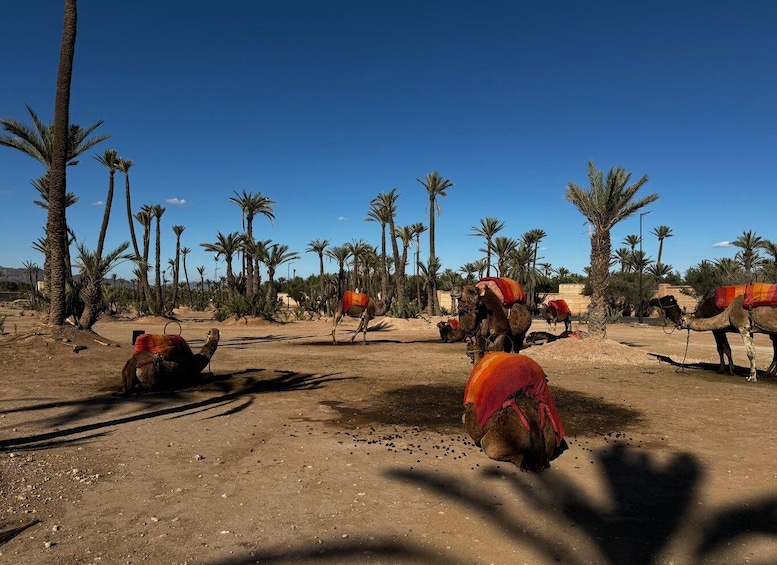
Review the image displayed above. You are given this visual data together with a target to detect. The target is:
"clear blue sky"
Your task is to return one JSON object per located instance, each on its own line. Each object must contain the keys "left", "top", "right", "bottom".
{"left": 1, "top": 0, "right": 775, "bottom": 283}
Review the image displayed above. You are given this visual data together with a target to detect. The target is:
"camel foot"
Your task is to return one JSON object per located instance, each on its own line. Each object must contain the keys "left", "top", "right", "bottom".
{"left": 746, "top": 375, "right": 758, "bottom": 382}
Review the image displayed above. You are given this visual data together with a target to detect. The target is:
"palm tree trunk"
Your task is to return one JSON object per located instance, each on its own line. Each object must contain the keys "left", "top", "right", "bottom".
{"left": 588, "top": 231, "right": 611, "bottom": 338}
{"left": 46, "top": 0, "right": 77, "bottom": 325}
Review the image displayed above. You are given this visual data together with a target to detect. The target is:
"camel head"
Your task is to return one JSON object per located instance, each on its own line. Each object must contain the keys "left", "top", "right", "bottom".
{"left": 649, "top": 296, "right": 684, "bottom": 327}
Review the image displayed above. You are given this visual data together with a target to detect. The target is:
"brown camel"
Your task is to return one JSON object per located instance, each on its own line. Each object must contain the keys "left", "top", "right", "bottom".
{"left": 437, "top": 319, "right": 465, "bottom": 343}
{"left": 679, "top": 294, "right": 777, "bottom": 382}
{"left": 540, "top": 299, "right": 572, "bottom": 333}
{"left": 121, "top": 328, "right": 220, "bottom": 393}
{"left": 455, "top": 284, "right": 532, "bottom": 363}
{"left": 653, "top": 295, "right": 777, "bottom": 379}
{"left": 331, "top": 291, "right": 390, "bottom": 345}
{"left": 463, "top": 352, "right": 567, "bottom": 471}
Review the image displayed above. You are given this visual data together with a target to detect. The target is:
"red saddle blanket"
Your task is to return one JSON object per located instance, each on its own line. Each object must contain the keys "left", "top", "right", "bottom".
{"left": 476, "top": 277, "right": 527, "bottom": 307}
{"left": 134, "top": 333, "right": 192, "bottom": 357}
{"left": 447, "top": 318, "right": 460, "bottom": 330}
{"left": 548, "top": 299, "right": 570, "bottom": 317}
{"left": 743, "top": 283, "right": 777, "bottom": 308}
{"left": 342, "top": 290, "right": 370, "bottom": 313}
{"left": 715, "top": 285, "right": 747, "bottom": 309}
{"left": 464, "top": 352, "right": 565, "bottom": 445}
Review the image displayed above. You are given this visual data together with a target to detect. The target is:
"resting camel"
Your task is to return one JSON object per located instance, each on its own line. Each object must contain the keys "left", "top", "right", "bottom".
{"left": 455, "top": 284, "right": 532, "bottom": 363}
{"left": 679, "top": 294, "right": 777, "bottom": 382}
{"left": 463, "top": 352, "right": 567, "bottom": 471}
{"left": 332, "top": 291, "right": 390, "bottom": 345}
{"left": 653, "top": 295, "right": 777, "bottom": 379}
{"left": 121, "top": 328, "right": 220, "bottom": 394}
{"left": 540, "top": 299, "right": 572, "bottom": 333}
{"left": 437, "top": 319, "right": 465, "bottom": 343}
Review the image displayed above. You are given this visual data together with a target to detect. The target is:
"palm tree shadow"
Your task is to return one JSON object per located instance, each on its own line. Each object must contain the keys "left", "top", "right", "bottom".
{"left": 0, "top": 369, "right": 354, "bottom": 451}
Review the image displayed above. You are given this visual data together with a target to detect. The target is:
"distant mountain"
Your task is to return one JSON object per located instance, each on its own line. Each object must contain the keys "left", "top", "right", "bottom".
{"left": 0, "top": 266, "right": 133, "bottom": 288}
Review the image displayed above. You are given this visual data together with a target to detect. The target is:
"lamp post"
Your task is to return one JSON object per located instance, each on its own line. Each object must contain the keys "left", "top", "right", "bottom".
{"left": 638, "top": 210, "right": 651, "bottom": 324}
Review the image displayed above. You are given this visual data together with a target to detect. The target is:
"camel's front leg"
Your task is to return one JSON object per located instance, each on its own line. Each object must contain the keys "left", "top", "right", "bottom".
{"left": 351, "top": 315, "right": 367, "bottom": 344}
{"left": 740, "top": 328, "right": 758, "bottom": 382}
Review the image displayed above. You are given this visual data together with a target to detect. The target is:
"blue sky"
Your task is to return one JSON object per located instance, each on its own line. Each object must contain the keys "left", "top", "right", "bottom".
{"left": 1, "top": 0, "right": 775, "bottom": 283}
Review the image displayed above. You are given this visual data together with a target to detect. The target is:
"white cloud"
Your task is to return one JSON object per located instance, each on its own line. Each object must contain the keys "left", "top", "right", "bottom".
{"left": 166, "top": 198, "right": 186, "bottom": 206}
{"left": 92, "top": 200, "right": 104, "bottom": 206}
{"left": 338, "top": 216, "right": 347, "bottom": 221}
{"left": 713, "top": 241, "right": 731, "bottom": 248}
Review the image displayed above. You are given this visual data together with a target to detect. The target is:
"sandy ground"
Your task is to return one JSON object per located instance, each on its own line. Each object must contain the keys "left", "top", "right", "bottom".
{"left": 1, "top": 305, "right": 777, "bottom": 565}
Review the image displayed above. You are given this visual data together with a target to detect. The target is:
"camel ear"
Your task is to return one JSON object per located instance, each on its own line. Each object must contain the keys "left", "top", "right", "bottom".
{"left": 478, "top": 287, "right": 486, "bottom": 296}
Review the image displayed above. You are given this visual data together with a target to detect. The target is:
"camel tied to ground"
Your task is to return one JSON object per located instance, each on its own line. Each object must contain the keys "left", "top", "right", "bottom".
{"left": 540, "top": 299, "right": 572, "bottom": 333}
{"left": 332, "top": 291, "right": 390, "bottom": 345}
{"left": 121, "top": 328, "right": 220, "bottom": 393}
{"left": 454, "top": 279, "right": 532, "bottom": 363}
{"left": 463, "top": 352, "right": 567, "bottom": 471}
{"left": 674, "top": 290, "right": 777, "bottom": 382}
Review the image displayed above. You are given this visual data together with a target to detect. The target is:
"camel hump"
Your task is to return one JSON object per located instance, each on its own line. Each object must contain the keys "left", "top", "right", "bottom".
{"left": 134, "top": 333, "right": 193, "bottom": 357}
{"left": 549, "top": 299, "right": 570, "bottom": 316}
{"left": 743, "top": 283, "right": 777, "bottom": 308}
{"left": 342, "top": 290, "right": 369, "bottom": 312}
{"left": 477, "top": 277, "right": 526, "bottom": 307}
{"left": 714, "top": 284, "right": 748, "bottom": 309}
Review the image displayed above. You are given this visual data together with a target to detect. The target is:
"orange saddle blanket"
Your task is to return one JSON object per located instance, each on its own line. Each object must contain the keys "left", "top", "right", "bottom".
{"left": 476, "top": 277, "right": 527, "bottom": 307}
{"left": 743, "top": 283, "right": 777, "bottom": 308}
{"left": 342, "top": 290, "right": 370, "bottom": 313}
{"left": 464, "top": 352, "right": 565, "bottom": 445}
{"left": 134, "top": 333, "right": 193, "bottom": 357}
{"left": 447, "top": 318, "right": 460, "bottom": 330}
{"left": 714, "top": 285, "right": 748, "bottom": 310}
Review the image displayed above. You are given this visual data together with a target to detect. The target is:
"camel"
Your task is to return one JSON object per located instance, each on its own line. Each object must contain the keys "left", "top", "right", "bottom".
{"left": 463, "top": 352, "right": 567, "bottom": 471}
{"left": 653, "top": 295, "right": 777, "bottom": 379}
{"left": 121, "top": 328, "right": 220, "bottom": 393}
{"left": 455, "top": 284, "right": 532, "bottom": 363}
{"left": 678, "top": 294, "right": 777, "bottom": 382}
{"left": 331, "top": 291, "right": 390, "bottom": 345}
{"left": 540, "top": 299, "right": 572, "bottom": 333}
{"left": 437, "top": 319, "right": 465, "bottom": 343}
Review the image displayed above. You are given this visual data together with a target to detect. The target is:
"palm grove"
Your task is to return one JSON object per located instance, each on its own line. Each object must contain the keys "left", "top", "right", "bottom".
{"left": 4, "top": 1, "right": 777, "bottom": 339}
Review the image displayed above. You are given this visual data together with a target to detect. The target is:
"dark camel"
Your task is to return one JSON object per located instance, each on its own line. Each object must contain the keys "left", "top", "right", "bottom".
{"left": 331, "top": 293, "right": 390, "bottom": 345}
{"left": 540, "top": 300, "right": 572, "bottom": 333}
{"left": 121, "top": 328, "right": 220, "bottom": 393}
{"left": 437, "top": 320, "right": 465, "bottom": 343}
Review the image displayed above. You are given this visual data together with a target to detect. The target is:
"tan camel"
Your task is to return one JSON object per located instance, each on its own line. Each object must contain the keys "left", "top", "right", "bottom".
{"left": 540, "top": 299, "right": 572, "bottom": 333}
{"left": 121, "top": 328, "right": 220, "bottom": 393}
{"left": 331, "top": 292, "right": 390, "bottom": 345}
{"left": 437, "top": 319, "right": 465, "bottom": 343}
{"left": 463, "top": 352, "right": 567, "bottom": 471}
{"left": 680, "top": 294, "right": 777, "bottom": 382}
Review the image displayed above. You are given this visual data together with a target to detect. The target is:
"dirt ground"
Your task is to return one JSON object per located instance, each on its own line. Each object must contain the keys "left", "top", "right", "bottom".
{"left": 1, "top": 304, "right": 777, "bottom": 565}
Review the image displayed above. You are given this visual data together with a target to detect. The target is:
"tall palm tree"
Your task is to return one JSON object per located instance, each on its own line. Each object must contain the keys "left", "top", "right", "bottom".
{"left": 411, "top": 222, "right": 428, "bottom": 307}
{"left": 491, "top": 236, "right": 519, "bottom": 277}
{"left": 229, "top": 190, "right": 276, "bottom": 294}
{"left": 201, "top": 232, "right": 244, "bottom": 289}
{"left": 133, "top": 206, "right": 155, "bottom": 312}
{"left": 264, "top": 244, "right": 299, "bottom": 303}
{"left": 732, "top": 230, "right": 764, "bottom": 281}
{"left": 417, "top": 171, "right": 454, "bottom": 315}
{"left": 651, "top": 225, "right": 673, "bottom": 266}
{"left": 470, "top": 217, "right": 504, "bottom": 277}
{"left": 459, "top": 262, "right": 478, "bottom": 284}
{"left": 171, "top": 225, "right": 185, "bottom": 308}
{"left": 622, "top": 234, "right": 640, "bottom": 252}
{"left": 150, "top": 205, "right": 166, "bottom": 312}
{"left": 115, "top": 157, "right": 140, "bottom": 259}
{"left": 22, "top": 260, "right": 41, "bottom": 308}
{"left": 196, "top": 265, "right": 206, "bottom": 292}
{"left": 758, "top": 239, "right": 777, "bottom": 283}
{"left": 94, "top": 148, "right": 118, "bottom": 258}
{"left": 366, "top": 191, "right": 397, "bottom": 300}
{"left": 521, "top": 228, "right": 546, "bottom": 306}
{"left": 613, "top": 248, "right": 632, "bottom": 273}
{"left": 344, "top": 239, "right": 370, "bottom": 291}
{"left": 565, "top": 161, "right": 658, "bottom": 339}
{"left": 305, "top": 238, "right": 330, "bottom": 307}
{"left": 181, "top": 246, "right": 192, "bottom": 302}
{"left": 326, "top": 245, "right": 352, "bottom": 299}
{"left": 30, "top": 176, "right": 78, "bottom": 279}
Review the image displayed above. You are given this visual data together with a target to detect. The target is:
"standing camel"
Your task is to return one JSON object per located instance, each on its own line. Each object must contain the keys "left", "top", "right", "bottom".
{"left": 540, "top": 299, "right": 572, "bottom": 333}
{"left": 121, "top": 328, "right": 220, "bottom": 393}
{"left": 679, "top": 294, "right": 777, "bottom": 382}
{"left": 332, "top": 291, "right": 390, "bottom": 345}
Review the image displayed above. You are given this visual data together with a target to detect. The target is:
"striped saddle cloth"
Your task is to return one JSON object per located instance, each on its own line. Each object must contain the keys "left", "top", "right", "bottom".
{"left": 134, "top": 333, "right": 193, "bottom": 357}
{"left": 476, "top": 277, "right": 527, "bottom": 307}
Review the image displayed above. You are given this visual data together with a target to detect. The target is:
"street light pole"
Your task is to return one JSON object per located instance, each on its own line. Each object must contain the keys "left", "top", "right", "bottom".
{"left": 638, "top": 210, "right": 652, "bottom": 324}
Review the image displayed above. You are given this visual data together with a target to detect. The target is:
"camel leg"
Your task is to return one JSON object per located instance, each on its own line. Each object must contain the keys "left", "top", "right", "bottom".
{"left": 739, "top": 328, "right": 758, "bottom": 382}
{"left": 351, "top": 314, "right": 369, "bottom": 344}
{"left": 332, "top": 313, "right": 342, "bottom": 345}
{"left": 712, "top": 331, "right": 735, "bottom": 374}
{"left": 767, "top": 335, "right": 777, "bottom": 377}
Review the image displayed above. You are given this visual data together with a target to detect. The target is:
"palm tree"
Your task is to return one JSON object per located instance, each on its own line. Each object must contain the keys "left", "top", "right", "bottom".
{"left": 133, "top": 206, "right": 155, "bottom": 312}
{"left": 366, "top": 190, "right": 398, "bottom": 300}
{"left": 305, "top": 238, "right": 330, "bottom": 307}
{"left": 491, "top": 236, "right": 519, "bottom": 277}
{"left": 94, "top": 148, "right": 118, "bottom": 258}
{"left": 565, "top": 161, "right": 658, "bottom": 339}
{"left": 115, "top": 157, "right": 140, "bottom": 259}
{"left": 229, "top": 190, "right": 276, "bottom": 294}
{"left": 171, "top": 225, "right": 185, "bottom": 308}
{"left": 344, "top": 239, "right": 370, "bottom": 291}
{"left": 264, "top": 244, "right": 299, "bottom": 303}
{"left": 75, "top": 241, "right": 131, "bottom": 329}
{"left": 417, "top": 171, "right": 454, "bottom": 315}
{"left": 622, "top": 234, "right": 640, "bottom": 252}
{"left": 30, "top": 176, "right": 79, "bottom": 279}
{"left": 411, "top": 222, "right": 428, "bottom": 307}
{"left": 758, "top": 240, "right": 777, "bottom": 283}
{"left": 459, "top": 262, "right": 478, "bottom": 284}
{"left": 201, "top": 232, "right": 244, "bottom": 289}
{"left": 521, "top": 228, "right": 547, "bottom": 306}
{"left": 196, "top": 265, "right": 206, "bottom": 292}
{"left": 22, "top": 260, "right": 41, "bottom": 308}
{"left": 651, "top": 225, "right": 673, "bottom": 266}
{"left": 326, "top": 245, "right": 352, "bottom": 299}
{"left": 613, "top": 248, "right": 632, "bottom": 273}
{"left": 732, "top": 230, "right": 764, "bottom": 281}
{"left": 150, "top": 205, "right": 166, "bottom": 312}
{"left": 181, "top": 246, "right": 192, "bottom": 302}
{"left": 470, "top": 217, "right": 504, "bottom": 277}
